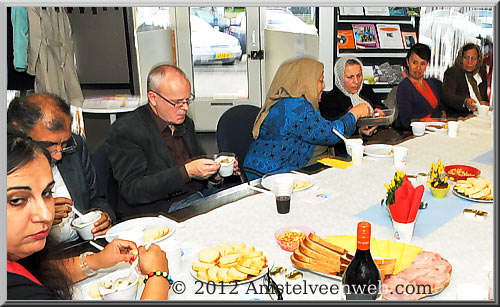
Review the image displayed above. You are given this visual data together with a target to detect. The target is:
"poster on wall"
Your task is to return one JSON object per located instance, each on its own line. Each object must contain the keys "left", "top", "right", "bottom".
{"left": 401, "top": 31, "right": 418, "bottom": 49}
{"left": 337, "top": 29, "right": 355, "bottom": 49}
{"left": 352, "top": 24, "right": 379, "bottom": 48}
{"left": 376, "top": 24, "right": 404, "bottom": 49}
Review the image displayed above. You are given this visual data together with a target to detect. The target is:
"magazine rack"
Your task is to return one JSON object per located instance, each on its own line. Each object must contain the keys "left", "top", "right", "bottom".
{"left": 334, "top": 7, "right": 420, "bottom": 103}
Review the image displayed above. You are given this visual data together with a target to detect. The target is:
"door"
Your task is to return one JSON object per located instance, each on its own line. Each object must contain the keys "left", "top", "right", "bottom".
{"left": 175, "top": 7, "right": 263, "bottom": 131}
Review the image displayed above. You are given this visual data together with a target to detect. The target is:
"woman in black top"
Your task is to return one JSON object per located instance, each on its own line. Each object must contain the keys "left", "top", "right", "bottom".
{"left": 320, "top": 56, "right": 385, "bottom": 135}
{"left": 7, "top": 132, "right": 171, "bottom": 300}
{"left": 319, "top": 56, "right": 386, "bottom": 156}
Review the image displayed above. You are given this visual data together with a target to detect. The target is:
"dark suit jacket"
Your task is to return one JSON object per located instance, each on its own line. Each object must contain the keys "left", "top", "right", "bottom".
{"left": 106, "top": 104, "right": 207, "bottom": 220}
{"left": 442, "top": 65, "right": 488, "bottom": 118}
{"left": 57, "top": 134, "right": 116, "bottom": 222}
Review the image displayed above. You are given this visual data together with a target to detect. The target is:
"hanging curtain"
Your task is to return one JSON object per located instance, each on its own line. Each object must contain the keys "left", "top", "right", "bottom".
{"left": 26, "top": 7, "right": 84, "bottom": 104}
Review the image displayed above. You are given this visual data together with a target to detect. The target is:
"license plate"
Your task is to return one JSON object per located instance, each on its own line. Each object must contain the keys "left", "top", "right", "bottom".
{"left": 215, "top": 53, "right": 231, "bottom": 59}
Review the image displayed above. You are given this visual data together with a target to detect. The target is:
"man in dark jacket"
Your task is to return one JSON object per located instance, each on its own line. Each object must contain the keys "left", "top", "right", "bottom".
{"left": 7, "top": 93, "right": 115, "bottom": 244}
{"left": 106, "top": 64, "right": 238, "bottom": 219}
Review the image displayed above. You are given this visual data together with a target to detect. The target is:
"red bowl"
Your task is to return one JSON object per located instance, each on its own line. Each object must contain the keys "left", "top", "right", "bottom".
{"left": 444, "top": 165, "right": 480, "bottom": 181}
{"left": 274, "top": 226, "right": 315, "bottom": 252}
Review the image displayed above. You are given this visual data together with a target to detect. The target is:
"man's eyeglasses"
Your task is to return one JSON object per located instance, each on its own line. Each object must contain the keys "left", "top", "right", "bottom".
{"left": 263, "top": 268, "right": 283, "bottom": 300}
{"left": 150, "top": 90, "right": 195, "bottom": 108}
{"left": 36, "top": 134, "right": 77, "bottom": 155}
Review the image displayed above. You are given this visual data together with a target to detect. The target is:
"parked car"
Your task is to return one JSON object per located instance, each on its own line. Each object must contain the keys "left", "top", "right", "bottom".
{"left": 265, "top": 9, "right": 317, "bottom": 35}
{"left": 190, "top": 15, "right": 242, "bottom": 65}
{"left": 229, "top": 12, "right": 247, "bottom": 54}
{"left": 191, "top": 7, "right": 230, "bottom": 33}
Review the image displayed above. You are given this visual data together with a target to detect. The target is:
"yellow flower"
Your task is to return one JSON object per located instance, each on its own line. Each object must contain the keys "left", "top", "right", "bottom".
{"left": 444, "top": 176, "right": 448, "bottom": 184}
{"left": 431, "top": 162, "right": 435, "bottom": 169}
{"left": 438, "top": 160, "right": 441, "bottom": 166}
{"left": 391, "top": 179, "right": 395, "bottom": 187}
{"left": 384, "top": 184, "right": 390, "bottom": 190}
{"left": 433, "top": 181, "right": 438, "bottom": 187}
{"left": 450, "top": 177, "right": 454, "bottom": 181}
{"left": 427, "top": 179, "right": 433, "bottom": 183}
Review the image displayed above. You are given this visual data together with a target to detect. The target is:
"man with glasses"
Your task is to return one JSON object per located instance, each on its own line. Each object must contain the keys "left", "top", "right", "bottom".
{"left": 7, "top": 93, "right": 115, "bottom": 244}
{"left": 106, "top": 64, "right": 238, "bottom": 219}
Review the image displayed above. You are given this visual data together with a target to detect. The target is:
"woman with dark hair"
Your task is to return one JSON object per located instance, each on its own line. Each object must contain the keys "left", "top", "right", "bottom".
{"left": 442, "top": 42, "right": 488, "bottom": 118}
{"left": 394, "top": 43, "right": 446, "bottom": 130}
{"left": 7, "top": 132, "right": 171, "bottom": 300}
{"left": 243, "top": 58, "right": 370, "bottom": 180}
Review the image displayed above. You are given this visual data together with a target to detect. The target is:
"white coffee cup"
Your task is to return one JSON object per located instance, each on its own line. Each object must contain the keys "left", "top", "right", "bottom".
{"left": 392, "top": 220, "right": 415, "bottom": 243}
{"left": 215, "top": 153, "right": 235, "bottom": 177}
{"left": 350, "top": 143, "right": 364, "bottom": 165}
{"left": 345, "top": 138, "right": 363, "bottom": 156}
{"left": 410, "top": 122, "right": 426, "bottom": 136}
{"left": 447, "top": 121, "right": 459, "bottom": 137}
{"left": 477, "top": 105, "right": 490, "bottom": 117}
{"left": 393, "top": 146, "right": 408, "bottom": 168}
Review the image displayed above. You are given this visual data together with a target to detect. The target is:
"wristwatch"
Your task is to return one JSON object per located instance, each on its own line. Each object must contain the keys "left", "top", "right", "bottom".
{"left": 79, "top": 251, "right": 97, "bottom": 277}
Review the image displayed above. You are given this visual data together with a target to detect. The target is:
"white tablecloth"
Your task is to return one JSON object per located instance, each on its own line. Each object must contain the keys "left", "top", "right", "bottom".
{"left": 74, "top": 116, "right": 494, "bottom": 301}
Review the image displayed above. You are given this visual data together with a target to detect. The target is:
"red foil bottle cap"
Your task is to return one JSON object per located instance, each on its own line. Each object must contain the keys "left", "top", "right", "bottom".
{"left": 357, "top": 221, "right": 371, "bottom": 251}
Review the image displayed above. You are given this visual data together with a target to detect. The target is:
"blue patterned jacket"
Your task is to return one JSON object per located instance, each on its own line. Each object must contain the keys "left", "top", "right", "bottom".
{"left": 243, "top": 97, "right": 357, "bottom": 180}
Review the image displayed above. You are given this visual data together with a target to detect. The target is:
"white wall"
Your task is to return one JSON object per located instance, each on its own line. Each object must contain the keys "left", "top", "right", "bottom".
{"left": 264, "top": 30, "right": 319, "bottom": 93}
{"left": 319, "top": 7, "right": 334, "bottom": 91}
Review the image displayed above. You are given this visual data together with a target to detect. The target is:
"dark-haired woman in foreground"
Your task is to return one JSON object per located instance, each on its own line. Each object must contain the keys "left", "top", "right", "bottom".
{"left": 7, "top": 132, "right": 170, "bottom": 300}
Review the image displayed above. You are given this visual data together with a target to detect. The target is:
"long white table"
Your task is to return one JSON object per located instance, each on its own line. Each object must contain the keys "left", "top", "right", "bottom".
{"left": 73, "top": 115, "right": 494, "bottom": 301}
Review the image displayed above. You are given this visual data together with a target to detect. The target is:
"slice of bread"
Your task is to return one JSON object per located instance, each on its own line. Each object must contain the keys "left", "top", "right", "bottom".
{"left": 237, "top": 246, "right": 255, "bottom": 257}
{"left": 192, "top": 261, "right": 215, "bottom": 271}
{"left": 198, "top": 248, "right": 220, "bottom": 264}
{"left": 303, "top": 237, "right": 342, "bottom": 262}
{"left": 293, "top": 249, "right": 340, "bottom": 272}
{"left": 299, "top": 241, "right": 340, "bottom": 264}
{"left": 290, "top": 254, "right": 339, "bottom": 276}
{"left": 228, "top": 267, "right": 247, "bottom": 281}
{"left": 308, "top": 233, "right": 346, "bottom": 255}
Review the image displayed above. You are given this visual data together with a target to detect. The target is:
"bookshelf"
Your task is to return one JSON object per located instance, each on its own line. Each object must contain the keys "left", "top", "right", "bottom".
{"left": 334, "top": 7, "right": 420, "bottom": 101}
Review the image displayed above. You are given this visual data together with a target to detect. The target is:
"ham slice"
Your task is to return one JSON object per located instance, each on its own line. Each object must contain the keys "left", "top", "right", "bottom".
{"left": 382, "top": 251, "right": 452, "bottom": 300}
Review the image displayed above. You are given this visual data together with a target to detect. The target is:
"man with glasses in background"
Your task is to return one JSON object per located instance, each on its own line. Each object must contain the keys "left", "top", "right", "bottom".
{"left": 7, "top": 93, "right": 115, "bottom": 245}
{"left": 106, "top": 64, "right": 238, "bottom": 219}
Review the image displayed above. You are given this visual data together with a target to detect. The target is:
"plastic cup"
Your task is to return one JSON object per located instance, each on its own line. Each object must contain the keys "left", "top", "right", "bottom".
{"left": 350, "top": 143, "right": 364, "bottom": 165}
{"left": 393, "top": 146, "right": 408, "bottom": 168}
{"left": 448, "top": 121, "right": 459, "bottom": 137}
{"left": 215, "top": 152, "right": 235, "bottom": 177}
{"left": 392, "top": 220, "right": 415, "bottom": 243}
{"left": 410, "top": 122, "right": 426, "bottom": 136}
{"left": 273, "top": 179, "right": 293, "bottom": 214}
{"left": 345, "top": 138, "right": 363, "bottom": 156}
{"left": 477, "top": 105, "right": 489, "bottom": 117}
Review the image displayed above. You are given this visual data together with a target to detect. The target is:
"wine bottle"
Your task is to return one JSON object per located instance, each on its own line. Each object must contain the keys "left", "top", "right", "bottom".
{"left": 342, "top": 221, "right": 381, "bottom": 300}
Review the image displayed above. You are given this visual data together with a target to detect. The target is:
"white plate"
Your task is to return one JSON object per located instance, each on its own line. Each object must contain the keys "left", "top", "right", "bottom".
{"left": 190, "top": 253, "right": 273, "bottom": 286}
{"left": 452, "top": 188, "right": 493, "bottom": 203}
{"left": 363, "top": 144, "right": 394, "bottom": 158}
{"left": 261, "top": 172, "right": 313, "bottom": 192}
{"left": 105, "top": 217, "right": 176, "bottom": 244}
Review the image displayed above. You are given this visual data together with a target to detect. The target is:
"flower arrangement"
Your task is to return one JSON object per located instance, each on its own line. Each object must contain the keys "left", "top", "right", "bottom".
{"left": 384, "top": 170, "right": 405, "bottom": 206}
{"left": 427, "top": 160, "right": 451, "bottom": 188}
